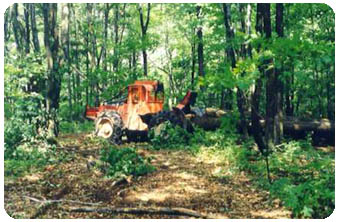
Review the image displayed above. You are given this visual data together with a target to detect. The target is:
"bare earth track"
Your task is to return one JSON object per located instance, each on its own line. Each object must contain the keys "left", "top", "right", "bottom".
{"left": 4, "top": 133, "right": 291, "bottom": 219}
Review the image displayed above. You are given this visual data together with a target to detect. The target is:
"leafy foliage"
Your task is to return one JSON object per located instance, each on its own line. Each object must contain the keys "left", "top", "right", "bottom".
{"left": 100, "top": 146, "right": 156, "bottom": 178}
{"left": 5, "top": 145, "right": 70, "bottom": 178}
{"left": 149, "top": 121, "right": 191, "bottom": 149}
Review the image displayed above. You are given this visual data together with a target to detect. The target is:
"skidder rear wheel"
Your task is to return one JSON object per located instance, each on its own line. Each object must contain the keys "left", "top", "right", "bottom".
{"left": 95, "top": 110, "right": 123, "bottom": 144}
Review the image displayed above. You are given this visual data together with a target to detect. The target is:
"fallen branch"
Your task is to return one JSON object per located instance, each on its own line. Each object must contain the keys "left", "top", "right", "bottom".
{"left": 68, "top": 207, "right": 212, "bottom": 218}
{"left": 25, "top": 195, "right": 101, "bottom": 218}
{"left": 24, "top": 196, "right": 101, "bottom": 206}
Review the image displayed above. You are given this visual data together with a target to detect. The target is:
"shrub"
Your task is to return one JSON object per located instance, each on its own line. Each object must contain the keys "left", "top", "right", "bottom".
{"left": 5, "top": 145, "right": 69, "bottom": 177}
{"left": 268, "top": 140, "right": 335, "bottom": 218}
{"left": 4, "top": 119, "right": 36, "bottom": 159}
{"left": 149, "top": 121, "right": 190, "bottom": 149}
{"left": 100, "top": 146, "right": 155, "bottom": 178}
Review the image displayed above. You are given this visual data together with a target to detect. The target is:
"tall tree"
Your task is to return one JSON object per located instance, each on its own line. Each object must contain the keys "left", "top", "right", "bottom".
{"left": 61, "top": 3, "right": 72, "bottom": 119}
{"left": 43, "top": 3, "right": 61, "bottom": 137}
{"left": 138, "top": 3, "right": 151, "bottom": 76}
{"left": 196, "top": 5, "right": 205, "bottom": 91}
{"left": 23, "top": 3, "right": 30, "bottom": 54}
{"left": 30, "top": 4, "right": 40, "bottom": 52}
{"left": 275, "top": 3, "right": 284, "bottom": 144}
{"left": 11, "top": 3, "right": 24, "bottom": 53}
{"left": 251, "top": 3, "right": 271, "bottom": 183}
{"left": 222, "top": 3, "right": 248, "bottom": 139}
{"left": 262, "top": 3, "right": 276, "bottom": 155}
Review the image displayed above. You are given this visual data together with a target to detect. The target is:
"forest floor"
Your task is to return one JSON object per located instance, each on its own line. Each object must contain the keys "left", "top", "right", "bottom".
{"left": 4, "top": 132, "right": 292, "bottom": 219}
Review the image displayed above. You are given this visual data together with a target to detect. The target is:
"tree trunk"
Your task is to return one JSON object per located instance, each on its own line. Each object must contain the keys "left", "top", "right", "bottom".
{"left": 191, "top": 42, "right": 196, "bottom": 89}
{"left": 113, "top": 4, "right": 119, "bottom": 73}
{"left": 61, "top": 3, "right": 72, "bottom": 120}
{"left": 196, "top": 5, "right": 205, "bottom": 88}
{"left": 222, "top": 3, "right": 248, "bottom": 139}
{"left": 251, "top": 3, "right": 267, "bottom": 154}
{"left": 274, "top": 3, "right": 284, "bottom": 144}
{"left": 103, "top": 4, "right": 110, "bottom": 72}
{"left": 139, "top": 3, "right": 151, "bottom": 76}
{"left": 23, "top": 3, "right": 30, "bottom": 54}
{"left": 43, "top": 3, "right": 61, "bottom": 137}
{"left": 11, "top": 3, "right": 23, "bottom": 53}
{"left": 30, "top": 4, "right": 40, "bottom": 52}
{"left": 4, "top": 8, "right": 10, "bottom": 52}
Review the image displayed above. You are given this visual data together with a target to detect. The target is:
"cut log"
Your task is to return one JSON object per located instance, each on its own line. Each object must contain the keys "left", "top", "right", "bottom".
{"left": 205, "top": 108, "right": 227, "bottom": 118}
{"left": 68, "top": 206, "right": 212, "bottom": 218}
{"left": 187, "top": 112, "right": 334, "bottom": 145}
{"left": 187, "top": 115, "right": 221, "bottom": 131}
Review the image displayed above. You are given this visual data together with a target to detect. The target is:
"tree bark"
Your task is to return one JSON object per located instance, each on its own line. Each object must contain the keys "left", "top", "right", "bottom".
{"left": 113, "top": 4, "right": 119, "bottom": 73}
{"left": 61, "top": 3, "right": 72, "bottom": 120}
{"left": 139, "top": 3, "right": 151, "bottom": 76}
{"left": 103, "top": 4, "right": 110, "bottom": 72}
{"left": 191, "top": 42, "right": 196, "bottom": 89}
{"left": 4, "top": 8, "right": 10, "bottom": 53}
{"left": 261, "top": 4, "right": 275, "bottom": 154}
{"left": 222, "top": 3, "right": 248, "bottom": 140}
{"left": 23, "top": 3, "right": 30, "bottom": 54}
{"left": 274, "top": 3, "right": 284, "bottom": 144}
{"left": 11, "top": 3, "right": 23, "bottom": 53}
{"left": 43, "top": 3, "right": 61, "bottom": 137}
{"left": 196, "top": 5, "right": 205, "bottom": 86}
{"left": 30, "top": 4, "right": 40, "bottom": 52}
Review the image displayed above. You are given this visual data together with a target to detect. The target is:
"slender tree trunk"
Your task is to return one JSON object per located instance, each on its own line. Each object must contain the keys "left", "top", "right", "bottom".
{"left": 43, "top": 3, "right": 61, "bottom": 137}
{"left": 85, "top": 4, "right": 90, "bottom": 105}
{"left": 251, "top": 3, "right": 271, "bottom": 183}
{"left": 262, "top": 3, "right": 275, "bottom": 153}
{"left": 191, "top": 42, "right": 196, "bottom": 89}
{"left": 11, "top": 3, "right": 23, "bottom": 53}
{"left": 23, "top": 4, "right": 30, "bottom": 54}
{"left": 139, "top": 3, "right": 151, "bottom": 76}
{"left": 30, "top": 4, "right": 40, "bottom": 52}
{"left": 132, "top": 50, "right": 137, "bottom": 74}
{"left": 223, "top": 3, "right": 248, "bottom": 139}
{"left": 103, "top": 4, "right": 110, "bottom": 72}
{"left": 4, "top": 8, "right": 10, "bottom": 53}
{"left": 113, "top": 4, "right": 119, "bottom": 73}
{"left": 274, "top": 3, "right": 284, "bottom": 144}
{"left": 196, "top": 5, "right": 205, "bottom": 94}
{"left": 61, "top": 3, "right": 72, "bottom": 120}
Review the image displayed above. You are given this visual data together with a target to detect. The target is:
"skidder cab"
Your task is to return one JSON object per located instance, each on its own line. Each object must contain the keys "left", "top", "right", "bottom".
{"left": 85, "top": 80, "right": 197, "bottom": 143}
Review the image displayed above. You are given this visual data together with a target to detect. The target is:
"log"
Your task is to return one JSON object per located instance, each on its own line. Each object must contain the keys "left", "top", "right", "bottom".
{"left": 68, "top": 206, "right": 212, "bottom": 218}
{"left": 205, "top": 108, "right": 227, "bottom": 118}
{"left": 187, "top": 115, "right": 221, "bottom": 131}
{"left": 187, "top": 113, "right": 334, "bottom": 145}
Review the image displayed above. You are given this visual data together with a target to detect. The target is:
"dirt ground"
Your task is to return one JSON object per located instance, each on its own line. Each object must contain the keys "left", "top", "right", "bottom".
{"left": 4, "top": 133, "right": 291, "bottom": 219}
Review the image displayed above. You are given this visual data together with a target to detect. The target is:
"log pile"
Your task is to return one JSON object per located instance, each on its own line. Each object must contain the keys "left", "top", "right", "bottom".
{"left": 186, "top": 108, "right": 226, "bottom": 131}
{"left": 186, "top": 107, "right": 334, "bottom": 145}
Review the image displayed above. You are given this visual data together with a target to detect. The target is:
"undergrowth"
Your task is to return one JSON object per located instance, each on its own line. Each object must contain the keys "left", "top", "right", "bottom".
{"left": 5, "top": 145, "right": 71, "bottom": 178}
{"left": 198, "top": 128, "right": 334, "bottom": 219}
{"left": 100, "top": 145, "right": 156, "bottom": 178}
{"left": 150, "top": 114, "right": 334, "bottom": 218}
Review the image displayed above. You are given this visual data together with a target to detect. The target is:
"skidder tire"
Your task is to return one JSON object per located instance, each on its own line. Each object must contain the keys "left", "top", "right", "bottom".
{"left": 95, "top": 110, "right": 123, "bottom": 144}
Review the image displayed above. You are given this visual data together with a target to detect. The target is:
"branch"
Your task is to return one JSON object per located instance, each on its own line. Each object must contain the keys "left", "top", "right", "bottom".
{"left": 138, "top": 4, "right": 145, "bottom": 34}
{"left": 145, "top": 3, "right": 151, "bottom": 32}
{"left": 71, "top": 65, "right": 86, "bottom": 78}
{"left": 68, "top": 207, "right": 213, "bottom": 218}
{"left": 118, "top": 4, "right": 127, "bottom": 45}
{"left": 24, "top": 196, "right": 101, "bottom": 206}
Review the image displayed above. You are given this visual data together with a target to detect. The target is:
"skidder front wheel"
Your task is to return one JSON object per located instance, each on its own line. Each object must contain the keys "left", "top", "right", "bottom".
{"left": 95, "top": 110, "right": 123, "bottom": 144}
